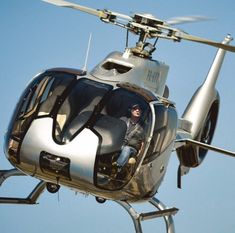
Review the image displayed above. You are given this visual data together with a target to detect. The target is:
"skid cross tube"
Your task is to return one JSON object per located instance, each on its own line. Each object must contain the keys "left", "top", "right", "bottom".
{"left": 0, "top": 168, "right": 46, "bottom": 204}
{"left": 0, "top": 180, "right": 46, "bottom": 204}
{"left": 115, "top": 197, "right": 178, "bottom": 233}
{"left": 0, "top": 168, "right": 47, "bottom": 204}
{"left": 0, "top": 168, "right": 26, "bottom": 186}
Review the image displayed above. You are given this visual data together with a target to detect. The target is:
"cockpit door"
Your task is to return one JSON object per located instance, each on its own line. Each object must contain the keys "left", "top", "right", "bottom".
{"left": 94, "top": 87, "right": 154, "bottom": 190}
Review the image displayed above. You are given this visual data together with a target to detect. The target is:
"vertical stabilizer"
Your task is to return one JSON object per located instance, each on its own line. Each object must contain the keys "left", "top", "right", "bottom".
{"left": 202, "top": 34, "right": 233, "bottom": 90}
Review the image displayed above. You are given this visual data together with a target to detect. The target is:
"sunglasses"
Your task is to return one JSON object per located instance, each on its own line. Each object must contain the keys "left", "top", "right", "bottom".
{"left": 132, "top": 107, "right": 141, "bottom": 111}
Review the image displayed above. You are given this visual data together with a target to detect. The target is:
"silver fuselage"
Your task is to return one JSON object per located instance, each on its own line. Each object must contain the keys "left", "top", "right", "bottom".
{"left": 4, "top": 50, "right": 177, "bottom": 202}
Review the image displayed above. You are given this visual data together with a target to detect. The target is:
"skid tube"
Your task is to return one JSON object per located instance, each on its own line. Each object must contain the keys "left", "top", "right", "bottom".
{"left": 0, "top": 168, "right": 46, "bottom": 204}
{"left": 115, "top": 197, "right": 178, "bottom": 233}
{"left": 0, "top": 169, "right": 177, "bottom": 232}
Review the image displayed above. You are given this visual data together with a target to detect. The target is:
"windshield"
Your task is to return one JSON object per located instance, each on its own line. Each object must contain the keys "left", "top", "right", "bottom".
{"left": 55, "top": 78, "right": 113, "bottom": 142}
{"left": 5, "top": 71, "right": 152, "bottom": 190}
{"left": 5, "top": 71, "right": 77, "bottom": 164}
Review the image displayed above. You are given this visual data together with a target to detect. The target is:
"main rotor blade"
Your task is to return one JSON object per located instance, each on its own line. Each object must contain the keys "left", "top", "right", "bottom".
{"left": 42, "top": 0, "right": 235, "bottom": 53}
{"left": 166, "top": 15, "right": 212, "bottom": 25}
{"left": 176, "top": 32, "right": 235, "bottom": 52}
{"left": 42, "top": 0, "right": 132, "bottom": 21}
{"left": 42, "top": 0, "right": 107, "bottom": 18}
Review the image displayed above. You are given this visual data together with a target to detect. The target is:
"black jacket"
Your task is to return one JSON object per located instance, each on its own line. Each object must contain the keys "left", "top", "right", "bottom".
{"left": 121, "top": 117, "right": 144, "bottom": 150}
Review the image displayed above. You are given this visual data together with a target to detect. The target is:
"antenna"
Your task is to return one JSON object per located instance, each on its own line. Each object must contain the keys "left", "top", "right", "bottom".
{"left": 82, "top": 33, "right": 92, "bottom": 72}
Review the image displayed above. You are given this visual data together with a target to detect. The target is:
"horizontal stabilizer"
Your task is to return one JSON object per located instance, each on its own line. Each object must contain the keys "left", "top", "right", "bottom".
{"left": 175, "top": 138, "right": 235, "bottom": 158}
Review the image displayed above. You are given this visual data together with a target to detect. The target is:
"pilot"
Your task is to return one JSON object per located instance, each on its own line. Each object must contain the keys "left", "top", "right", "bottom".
{"left": 116, "top": 104, "right": 144, "bottom": 170}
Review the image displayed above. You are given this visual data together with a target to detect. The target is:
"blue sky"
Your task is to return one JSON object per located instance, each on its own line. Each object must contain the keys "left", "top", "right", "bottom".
{"left": 1, "top": 0, "right": 235, "bottom": 233}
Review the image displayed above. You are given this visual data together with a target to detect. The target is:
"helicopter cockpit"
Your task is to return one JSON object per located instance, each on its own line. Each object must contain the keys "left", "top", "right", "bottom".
{"left": 5, "top": 69, "right": 158, "bottom": 191}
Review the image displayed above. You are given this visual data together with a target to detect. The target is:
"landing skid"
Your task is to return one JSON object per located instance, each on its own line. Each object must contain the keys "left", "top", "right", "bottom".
{"left": 0, "top": 169, "right": 178, "bottom": 232}
{"left": 0, "top": 168, "right": 26, "bottom": 185}
{"left": 0, "top": 168, "right": 46, "bottom": 204}
{"left": 115, "top": 197, "right": 178, "bottom": 233}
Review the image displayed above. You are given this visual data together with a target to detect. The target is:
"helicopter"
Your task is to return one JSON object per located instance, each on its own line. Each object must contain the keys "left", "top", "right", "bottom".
{"left": 1, "top": 1, "right": 235, "bottom": 233}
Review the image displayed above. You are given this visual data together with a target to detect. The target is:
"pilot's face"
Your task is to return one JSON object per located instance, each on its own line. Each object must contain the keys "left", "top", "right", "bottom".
{"left": 131, "top": 106, "right": 142, "bottom": 118}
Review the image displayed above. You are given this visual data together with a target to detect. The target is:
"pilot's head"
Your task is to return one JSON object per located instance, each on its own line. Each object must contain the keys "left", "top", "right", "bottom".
{"left": 131, "top": 104, "right": 142, "bottom": 118}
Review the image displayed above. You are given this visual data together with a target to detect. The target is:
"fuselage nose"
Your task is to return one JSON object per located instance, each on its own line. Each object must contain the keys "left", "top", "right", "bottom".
{"left": 18, "top": 117, "right": 100, "bottom": 184}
